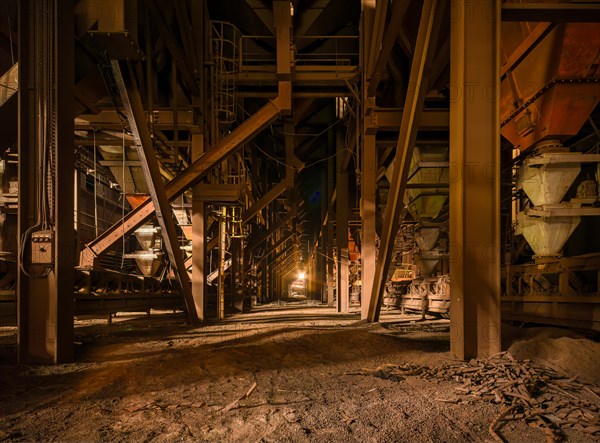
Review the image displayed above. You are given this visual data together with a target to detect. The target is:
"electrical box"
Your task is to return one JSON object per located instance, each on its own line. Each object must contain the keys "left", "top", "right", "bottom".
{"left": 31, "top": 230, "right": 54, "bottom": 265}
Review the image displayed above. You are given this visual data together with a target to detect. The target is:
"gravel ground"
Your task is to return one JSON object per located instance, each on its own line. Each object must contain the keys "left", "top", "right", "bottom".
{"left": 0, "top": 304, "right": 598, "bottom": 442}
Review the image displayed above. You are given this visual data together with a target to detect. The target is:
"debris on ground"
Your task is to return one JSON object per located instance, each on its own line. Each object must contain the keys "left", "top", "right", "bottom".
{"left": 222, "top": 382, "right": 258, "bottom": 413}
{"left": 356, "top": 352, "right": 600, "bottom": 442}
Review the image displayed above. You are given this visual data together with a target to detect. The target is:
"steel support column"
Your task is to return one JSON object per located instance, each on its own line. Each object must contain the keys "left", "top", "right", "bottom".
{"left": 191, "top": 133, "right": 206, "bottom": 322}
{"left": 450, "top": 0, "right": 501, "bottom": 359}
{"left": 273, "top": 0, "right": 292, "bottom": 80}
{"left": 326, "top": 157, "right": 335, "bottom": 306}
{"left": 361, "top": 134, "right": 377, "bottom": 319}
{"left": 17, "top": 0, "right": 75, "bottom": 364}
{"left": 367, "top": 0, "right": 444, "bottom": 322}
{"left": 231, "top": 237, "right": 243, "bottom": 312}
{"left": 242, "top": 181, "right": 287, "bottom": 224}
{"left": 336, "top": 126, "right": 349, "bottom": 313}
{"left": 217, "top": 207, "right": 226, "bottom": 319}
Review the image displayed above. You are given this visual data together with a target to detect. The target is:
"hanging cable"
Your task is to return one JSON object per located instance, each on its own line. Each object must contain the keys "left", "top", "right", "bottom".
{"left": 121, "top": 129, "right": 126, "bottom": 269}
{"left": 93, "top": 129, "right": 99, "bottom": 237}
{"left": 19, "top": 0, "right": 51, "bottom": 278}
{"left": 5, "top": 0, "right": 13, "bottom": 66}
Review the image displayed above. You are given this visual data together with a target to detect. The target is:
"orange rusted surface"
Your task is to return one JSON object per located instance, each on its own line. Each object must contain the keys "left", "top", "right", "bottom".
{"left": 125, "top": 193, "right": 150, "bottom": 209}
{"left": 500, "top": 23, "right": 600, "bottom": 150}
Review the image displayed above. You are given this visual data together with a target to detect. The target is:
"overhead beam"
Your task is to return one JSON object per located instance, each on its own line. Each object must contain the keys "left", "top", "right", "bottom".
{"left": 173, "top": 0, "right": 197, "bottom": 71}
{"left": 501, "top": 3, "right": 600, "bottom": 22}
{"left": 366, "top": 0, "right": 389, "bottom": 78}
{"left": 246, "top": 211, "right": 295, "bottom": 252}
{"left": 270, "top": 252, "right": 299, "bottom": 279}
{"left": 367, "top": 0, "right": 410, "bottom": 96}
{"left": 148, "top": 0, "right": 199, "bottom": 95}
{"left": 366, "top": 108, "right": 449, "bottom": 133}
{"left": 270, "top": 244, "right": 299, "bottom": 271}
{"left": 256, "top": 232, "right": 295, "bottom": 266}
{"left": 500, "top": 22, "right": 555, "bottom": 79}
{"left": 242, "top": 180, "right": 288, "bottom": 224}
{"left": 367, "top": 0, "right": 445, "bottom": 323}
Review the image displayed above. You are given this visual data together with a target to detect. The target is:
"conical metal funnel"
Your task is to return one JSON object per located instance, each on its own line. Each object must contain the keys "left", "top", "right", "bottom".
{"left": 517, "top": 212, "right": 580, "bottom": 257}
{"left": 134, "top": 224, "right": 161, "bottom": 250}
{"left": 517, "top": 154, "right": 580, "bottom": 206}
{"left": 415, "top": 227, "right": 440, "bottom": 252}
{"left": 133, "top": 251, "right": 163, "bottom": 276}
{"left": 414, "top": 252, "right": 440, "bottom": 276}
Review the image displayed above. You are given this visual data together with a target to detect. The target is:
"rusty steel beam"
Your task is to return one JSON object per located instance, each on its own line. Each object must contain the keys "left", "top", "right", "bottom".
{"left": 270, "top": 235, "right": 292, "bottom": 267}
{"left": 500, "top": 22, "right": 555, "bottom": 79}
{"left": 246, "top": 211, "right": 295, "bottom": 252}
{"left": 148, "top": 0, "right": 199, "bottom": 95}
{"left": 274, "top": 0, "right": 292, "bottom": 80}
{"left": 450, "top": 0, "right": 501, "bottom": 359}
{"left": 242, "top": 180, "right": 288, "bottom": 224}
{"left": 367, "top": 0, "right": 410, "bottom": 96}
{"left": 361, "top": 134, "right": 377, "bottom": 319}
{"left": 366, "top": 108, "right": 449, "bottom": 133}
{"left": 191, "top": 132, "right": 207, "bottom": 322}
{"left": 367, "top": 0, "right": 445, "bottom": 323}
{"left": 256, "top": 232, "right": 295, "bottom": 266}
{"left": 111, "top": 61, "right": 200, "bottom": 326}
{"left": 501, "top": 3, "right": 600, "bottom": 22}
{"left": 336, "top": 125, "right": 350, "bottom": 313}
{"left": 80, "top": 82, "right": 292, "bottom": 267}
{"left": 366, "top": 0, "right": 389, "bottom": 78}
{"left": 270, "top": 248, "right": 299, "bottom": 272}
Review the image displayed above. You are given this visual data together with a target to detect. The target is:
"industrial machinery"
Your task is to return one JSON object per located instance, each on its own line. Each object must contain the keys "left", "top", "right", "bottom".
{"left": 499, "top": 20, "right": 600, "bottom": 330}
{"left": 384, "top": 146, "right": 451, "bottom": 317}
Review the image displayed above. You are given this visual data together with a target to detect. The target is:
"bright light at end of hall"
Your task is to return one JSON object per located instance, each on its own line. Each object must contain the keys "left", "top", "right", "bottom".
{"left": 361, "top": 0, "right": 376, "bottom": 9}
{"left": 298, "top": 272, "right": 305, "bottom": 279}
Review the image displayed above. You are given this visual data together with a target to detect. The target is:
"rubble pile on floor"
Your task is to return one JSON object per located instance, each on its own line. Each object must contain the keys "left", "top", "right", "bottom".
{"left": 362, "top": 352, "right": 600, "bottom": 442}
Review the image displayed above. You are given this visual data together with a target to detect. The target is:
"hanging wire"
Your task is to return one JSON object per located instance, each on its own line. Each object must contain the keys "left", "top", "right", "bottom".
{"left": 5, "top": 0, "right": 13, "bottom": 66}
{"left": 93, "top": 129, "right": 99, "bottom": 237}
{"left": 19, "top": 0, "right": 51, "bottom": 278}
{"left": 120, "top": 128, "right": 126, "bottom": 269}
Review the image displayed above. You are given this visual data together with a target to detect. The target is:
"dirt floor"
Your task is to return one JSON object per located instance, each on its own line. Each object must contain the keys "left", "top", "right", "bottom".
{"left": 1, "top": 303, "right": 599, "bottom": 442}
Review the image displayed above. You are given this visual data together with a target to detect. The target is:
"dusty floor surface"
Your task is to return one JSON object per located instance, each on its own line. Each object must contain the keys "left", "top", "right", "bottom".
{"left": 1, "top": 304, "right": 599, "bottom": 442}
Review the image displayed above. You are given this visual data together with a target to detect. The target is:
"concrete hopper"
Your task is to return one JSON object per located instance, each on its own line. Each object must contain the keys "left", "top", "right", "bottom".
{"left": 134, "top": 224, "right": 161, "bottom": 250}
{"left": 414, "top": 252, "right": 440, "bottom": 276}
{"left": 517, "top": 212, "right": 580, "bottom": 257}
{"left": 386, "top": 146, "right": 449, "bottom": 220}
{"left": 415, "top": 227, "right": 440, "bottom": 252}
{"left": 517, "top": 150, "right": 581, "bottom": 206}
{"left": 132, "top": 251, "right": 163, "bottom": 276}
